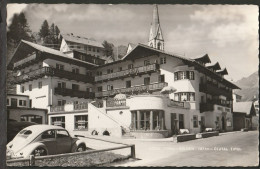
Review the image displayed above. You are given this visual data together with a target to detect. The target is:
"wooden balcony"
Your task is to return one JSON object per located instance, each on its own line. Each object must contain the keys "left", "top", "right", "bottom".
{"left": 50, "top": 105, "right": 64, "bottom": 112}
{"left": 13, "top": 53, "right": 38, "bottom": 69}
{"left": 200, "top": 103, "right": 214, "bottom": 113}
{"left": 12, "top": 67, "right": 94, "bottom": 84}
{"left": 95, "top": 82, "right": 168, "bottom": 98}
{"left": 95, "top": 63, "right": 160, "bottom": 82}
{"left": 199, "top": 82, "right": 232, "bottom": 99}
{"left": 106, "top": 99, "right": 126, "bottom": 107}
{"left": 54, "top": 87, "right": 95, "bottom": 99}
{"left": 207, "top": 99, "right": 232, "bottom": 108}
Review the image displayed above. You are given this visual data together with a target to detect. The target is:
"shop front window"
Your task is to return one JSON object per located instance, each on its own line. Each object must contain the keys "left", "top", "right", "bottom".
{"left": 51, "top": 116, "right": 65, "bottom": 128}
{"left": 75, "top": 115, "right": 88, "bottom": 130}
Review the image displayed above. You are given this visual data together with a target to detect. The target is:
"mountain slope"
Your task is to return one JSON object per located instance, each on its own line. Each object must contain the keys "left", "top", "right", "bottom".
{"left": 234, "top": 71, "right": 259, "bottom": 101}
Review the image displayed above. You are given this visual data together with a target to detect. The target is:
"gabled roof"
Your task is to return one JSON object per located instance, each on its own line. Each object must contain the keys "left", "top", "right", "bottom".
{"left": 61, "top": 33, "right": 104, "bottom": 48}
{"left": 233, "top": 101, "right": 256, "bottom": 116}
{"left": 216, "top": 68, "right": 228, "bottom": 75}
{"left": 206, "top": 62, "right": 221, "bottom": 70}
{"left": 194, "top": 54, "right": 211, "bottom": 64}
{"left": 7, "top": 40, "right": 98, "bottom": 70}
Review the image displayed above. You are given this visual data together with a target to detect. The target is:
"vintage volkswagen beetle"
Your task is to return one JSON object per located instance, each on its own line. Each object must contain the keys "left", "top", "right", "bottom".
{"left": 6, "top": 125, "right": 86, "bottom": 159}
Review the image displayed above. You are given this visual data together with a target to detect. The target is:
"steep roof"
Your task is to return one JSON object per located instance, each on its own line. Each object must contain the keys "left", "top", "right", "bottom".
{"left": 194, "top": 54, "right": 211, "bottom": 64}
{"left": 216, "top": 68, "right": 228, "bottom": 75}
{"left": 7, "top": 40, "right": 98, "bottom": 70}
{"left": 206, "top": 62, "right": 221, "bottom": 70}
{"left": 61, "top": 33, "right": 104, "bottom": 48}
{"left": 233, "top": 101, "right": 256, "bottom": 116}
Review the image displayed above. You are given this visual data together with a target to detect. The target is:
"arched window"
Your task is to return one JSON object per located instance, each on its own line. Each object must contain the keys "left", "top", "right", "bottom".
{"left": 157, "top": 42, "right": 161, "bottom": 50}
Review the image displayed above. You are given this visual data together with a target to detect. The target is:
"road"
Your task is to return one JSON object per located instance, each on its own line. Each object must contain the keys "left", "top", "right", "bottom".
{"left": 82, "top": 131, "right": 259, "bottom": 167}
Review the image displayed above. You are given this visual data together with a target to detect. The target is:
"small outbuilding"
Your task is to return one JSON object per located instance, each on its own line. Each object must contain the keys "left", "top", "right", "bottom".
{"left": 233, "top": 101, "right": 256, "bottom": 130}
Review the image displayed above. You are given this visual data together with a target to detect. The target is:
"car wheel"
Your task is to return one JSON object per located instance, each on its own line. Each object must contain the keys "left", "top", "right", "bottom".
{"left": 32, "top": 147, "right": 47, "bottom": 156}
{"left": 76, "top": 144, "right": 86, "bottom": 152}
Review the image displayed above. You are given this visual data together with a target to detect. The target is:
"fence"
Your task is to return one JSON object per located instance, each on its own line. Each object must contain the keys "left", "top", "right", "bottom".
{"left": 7, "top": 143, "right": 135, "bottom": 166}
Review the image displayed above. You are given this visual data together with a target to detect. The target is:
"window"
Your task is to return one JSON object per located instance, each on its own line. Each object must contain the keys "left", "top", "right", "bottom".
{"left": 51, "top": 116, "right": 65, "bottom": 128}
{"left": 21, "top": 115, "right": 42, "bottom": 124}
{"left": 72, "top": 68, "right": 79, "bottom": 74}
{"left": 72, "top": 84, "right": 79, "bottom": 90}
{"left": 56, "top": 64, "right": 64, "bottom": 70}
{"left": 75, "top": 115, "right": 88, "bottom": 130}
{"left": 86, "top": 88, "right": 90, "bottom": 92}
{"left": 158, "top": 75, "right": 165, "bottom": 83}
{"left": 38, "top": 82, "right": 42, "bottom": 89}
{"left": 193, "top": 115, "right": 198, "bottom": 128}
{"left": 97, "top": 86, "right": 103, "bottom": 92}
{"left": 126, "top": 81, "right": 131, "bottom": 88}
{"left": 144, "top": 60, "right": 150, "bottom": 66}
{"left": 140, "top": 111, "right": 150, "bottom": 130}
{"left": 160, "top": 57, "right": 166, "bottom": 64}
{"left": 41, "top": 130, "right": 55, "bottom": 139}
{"left": 96, "top": 71, "right": 102, "bottom": 76}
{"left": 107, "top": 85, "right": 113, "bottom": 91}
{"left": 57, "top": 130, "right": 70, "bottom": 138}
{"left": 7, "top": 99, "right": 10, "bottom": 106}
{"left": 179, "top": 114, "right": 184, "bottom": 129}
{"left": 88, "top": 47, "right": 91, "bottom": 51}
{"left": 118, "top": 67, "right": 122, "bottom": 71}
{"left": 21, "top": 86, "right": 25, "bottom": 93}
{"left": 97, "top": 48, "right": 100, "bottom": 52}
{"left": 144, "top": 77, "right": 150, "bottom": 85}
{"left": 58, "top": 100, "right": 66, "bottom": 106}
{"left": 107, "top": 69, "right": 113, "bottom": 74}
{"left": 29, "top": 84, "right": 32, "bottom": 91}
{"left": 174, "top": 71, "right": 195, "bottom": 81}
{"left": 128, "top": 64, "right": 133, "bottom": 69}
{"left": 19, "top": 100, "right": 27, "bottom": 106}
{"left": 74, "top": 101, "right": 79, "bottom": 105}
{"left": 58, "top": 82, "right": 66, "bottom": 89}
{"left": 175, "top": 92, "right": 195, "bottom": 101}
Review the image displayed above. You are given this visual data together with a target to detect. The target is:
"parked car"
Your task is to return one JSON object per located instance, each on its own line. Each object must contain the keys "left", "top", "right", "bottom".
{"left": 7, "top": 119, "right": 37, "bottom": 143}
{"left": 6, "top": 125, "right": 87, "bottom": 159}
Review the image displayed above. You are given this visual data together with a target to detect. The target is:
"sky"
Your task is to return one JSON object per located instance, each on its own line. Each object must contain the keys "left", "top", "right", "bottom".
{"left": 7, "top": 4, "right": 259, "bottom": 82}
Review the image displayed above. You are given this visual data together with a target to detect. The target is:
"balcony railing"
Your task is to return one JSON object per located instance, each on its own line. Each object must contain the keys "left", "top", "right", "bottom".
{"left": 54, "top": 87, "right": 95, "bottom": 99}
{"left": 74, "top": 102, "right": 88, "bottom": 110}
{"left": 95, "top": 82, "right": 168, "bottom": 98}
{"left": 50, "top": 105, "right": 65, "bottom": 112}
{"left": 12, "top": 67, "right": 94, "bottom": 84}
{"left": 13, "top": 53, "right": 38, "bottom": 69}
{"left": 50, "top": 102, "right": 89, "bottom": 112}
{"left": 207, "top": 99, "right": 232, "bottom": 108}
{"left": 106, "top": 99, "right": 127, "bottom": 107}
{"left": 199, "top": 82, "right": 232, "bottom": 99}
{"left": 95, "top": 63, "right": 160, "bottom": 82}
{"left": 167, "top": 100, "right": 185, "bottom": 108}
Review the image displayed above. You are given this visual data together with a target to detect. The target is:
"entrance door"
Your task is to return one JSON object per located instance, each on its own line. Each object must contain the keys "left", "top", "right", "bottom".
{"left": 171, "top": 113, "right": 178, "bottom": 135}
{"left": 11, "top": 98, "right": 17, "bottom": 107}
{"left": 222, "top": 116, "right": 226, "bottom": 131}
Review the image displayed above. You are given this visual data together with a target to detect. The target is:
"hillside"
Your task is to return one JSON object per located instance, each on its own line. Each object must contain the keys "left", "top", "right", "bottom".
{"left": 234, "top": 71, "right": 259, "bottom": 101}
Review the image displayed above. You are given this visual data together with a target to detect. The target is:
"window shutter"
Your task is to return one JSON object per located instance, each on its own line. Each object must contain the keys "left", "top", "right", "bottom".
{"left": 186, "top": 71, "right": 190, "bottom": 79}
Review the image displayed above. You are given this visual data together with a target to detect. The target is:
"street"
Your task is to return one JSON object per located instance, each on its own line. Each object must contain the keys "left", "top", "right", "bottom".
{"left": 80, "top": 131, "right": 259, "bottom": 167}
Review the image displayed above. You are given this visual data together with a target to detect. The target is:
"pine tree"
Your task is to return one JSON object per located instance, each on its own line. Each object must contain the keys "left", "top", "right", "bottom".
{"left": 102, "top": 40, "right": 114, "bottom": 57}
{"left": 39, "top": 20, "right": 50, "bottom": 39}
{"left": 7, "top": 12, "right": 34, "bottom": 94}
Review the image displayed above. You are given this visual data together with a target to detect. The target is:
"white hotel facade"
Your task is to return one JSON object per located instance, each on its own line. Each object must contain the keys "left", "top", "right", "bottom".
{"left": 7, "top": 5, "right": 239, "bottom": 138}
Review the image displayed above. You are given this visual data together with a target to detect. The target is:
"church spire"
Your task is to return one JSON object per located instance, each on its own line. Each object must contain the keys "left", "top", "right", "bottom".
{"left": 148, "top": 5, "right": 164, "bottom": 51}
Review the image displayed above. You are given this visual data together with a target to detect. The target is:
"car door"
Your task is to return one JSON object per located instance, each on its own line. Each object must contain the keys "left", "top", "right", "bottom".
{"left": 40, "top": 130, "right": 57, "bottom": 155}
{"left": 56, "top": 129, "right": 72, "bottom": 154}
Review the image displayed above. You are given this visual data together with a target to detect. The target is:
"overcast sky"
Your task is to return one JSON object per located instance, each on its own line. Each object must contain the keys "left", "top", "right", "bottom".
{"left": 7, "top": 4, "right": 258, "bottom": 81}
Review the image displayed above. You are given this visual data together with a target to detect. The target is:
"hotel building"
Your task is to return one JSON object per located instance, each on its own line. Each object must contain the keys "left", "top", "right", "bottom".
{"left": 7, "top": 5, "right": 239, "bottom": 138}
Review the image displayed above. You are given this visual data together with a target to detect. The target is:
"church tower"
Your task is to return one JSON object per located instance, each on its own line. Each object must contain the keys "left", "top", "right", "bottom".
{"left": 148, "top": 5, "right": 164, "bottom": 51}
